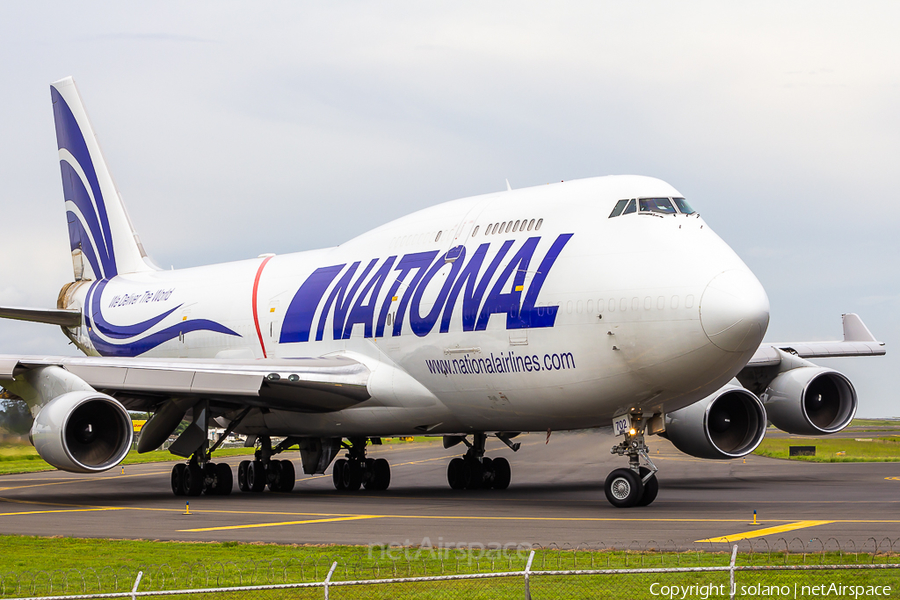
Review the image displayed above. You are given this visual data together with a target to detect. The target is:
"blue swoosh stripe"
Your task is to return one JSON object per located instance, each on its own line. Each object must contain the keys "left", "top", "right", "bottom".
{"left": 85, "top": 280, "right": 241, "bottom": 357}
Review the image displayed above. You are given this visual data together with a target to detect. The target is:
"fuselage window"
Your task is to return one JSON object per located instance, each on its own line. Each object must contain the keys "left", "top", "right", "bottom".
{"left": 609, "top": 199, "right": 629, "bottom": 218}
{"left": 640, "top": 198, "right": 677, "bottom": 215}
{"left": 514, "top": 220, "right": 521, "bottom": 231}
{"left": 499, "top": 222, "right": 506, "bottom": 233}
{"left": 435, "top": 231, "right": 441, "bottom": 242}
{"left": 527, "top": 218, "right": 535, "bottom": 231}
{"left": 506, "top": 222, "right": 513, "bottom": 233}
{"left": 536, "top": 218, "right": 543, "bottom": 230}
{"left": 673, "top": 197, "right": 696, "bottom": 215}
{"left": 623, "top": 200, "right": 636, "bottom": 215}
{"left": 472, "top": 225, "right": 479, "bottom": 237}
{"left": 608, "top": 298, "right": 615, "bottom": 312}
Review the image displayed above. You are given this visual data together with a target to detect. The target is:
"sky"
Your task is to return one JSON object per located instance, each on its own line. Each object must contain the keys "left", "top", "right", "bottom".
{"left": 0, "top": 2, "right": 896, "bottom": 416}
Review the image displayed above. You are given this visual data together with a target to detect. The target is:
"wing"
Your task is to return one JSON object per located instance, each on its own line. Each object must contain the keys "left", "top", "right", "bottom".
{"left": 0, "top": 354, "right": 370, "bottom": 413}
{"left": 745, "top": 313, "right": 885, "bottom": 367}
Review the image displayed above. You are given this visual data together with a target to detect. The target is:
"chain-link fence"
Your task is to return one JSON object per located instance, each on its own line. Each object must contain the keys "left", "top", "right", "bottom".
{"left": 2, "top": 538, "right": 898, "bottom": 599}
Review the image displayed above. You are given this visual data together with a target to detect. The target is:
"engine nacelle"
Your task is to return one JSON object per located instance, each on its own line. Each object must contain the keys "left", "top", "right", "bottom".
{"left": 664, "top": 385, "right": 767, "bottom": 459}
{"left": 30, "top": 391, "right": 133, "bottom": 473}
{"left": 761, "top": 366, "right": 857, "bottom": 435}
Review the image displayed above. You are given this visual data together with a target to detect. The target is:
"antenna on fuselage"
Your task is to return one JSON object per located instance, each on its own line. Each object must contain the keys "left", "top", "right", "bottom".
{"left": 506, "top": 179, "right": 512, "bottom": 191}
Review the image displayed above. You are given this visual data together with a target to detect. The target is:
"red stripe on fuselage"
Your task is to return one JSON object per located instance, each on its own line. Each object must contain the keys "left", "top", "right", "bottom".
{"left": 252, "top": 255, "right": 274, "bottom": 358}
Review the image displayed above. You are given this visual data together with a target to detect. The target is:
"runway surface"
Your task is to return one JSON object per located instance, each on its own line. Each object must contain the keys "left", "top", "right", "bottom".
{"left": 1, "top": 431, "right": 898, "bottom": 551}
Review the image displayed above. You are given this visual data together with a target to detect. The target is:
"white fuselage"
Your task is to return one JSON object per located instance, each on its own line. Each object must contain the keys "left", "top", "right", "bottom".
{"left": 61, "top": 175, "right": 769, "bottom": 437}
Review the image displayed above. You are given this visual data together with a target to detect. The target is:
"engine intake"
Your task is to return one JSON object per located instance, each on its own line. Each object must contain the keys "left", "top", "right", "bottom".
{"left": 761, "top": 367, "right": 857, "bottom": 435}
{"left": 31, "top": 391, "right": 133, "bottom": 473}
{"left": 664, "top": 385, "right": 767, "bottom": 459}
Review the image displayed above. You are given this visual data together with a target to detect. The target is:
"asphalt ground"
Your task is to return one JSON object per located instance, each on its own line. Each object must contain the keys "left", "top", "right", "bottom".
{"left": 1, "top": 431, "right": 898, "bottom": 551}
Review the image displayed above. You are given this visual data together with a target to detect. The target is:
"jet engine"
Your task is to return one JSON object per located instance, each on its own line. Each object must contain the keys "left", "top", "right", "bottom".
{"left": 30, "top": 391, "right": 133, "bottom": 473}
{"left": 761, "top": 366, "right": 857, "bottom": 435}
{"left": 663, "top": 385, "right": 767, "bottom": 459}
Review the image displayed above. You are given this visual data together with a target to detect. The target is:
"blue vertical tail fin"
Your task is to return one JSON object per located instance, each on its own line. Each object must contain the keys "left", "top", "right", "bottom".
{"left": 51, "top": 77, "right": 156, "bottom": 280}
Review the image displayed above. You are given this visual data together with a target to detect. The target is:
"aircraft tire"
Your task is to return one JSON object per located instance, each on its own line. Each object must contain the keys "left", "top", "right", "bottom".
{"left": 237, "top": 460, "right": 251, "bottom": 492}
{"left": 482, "top": 457, "right": 493, "bottom": 488}
{"left": 604, "top": 468, "right": 643, "bottom": 508}
{"left": 333, "top": 459, "right": 348, "bottom": 490}
{"left": 278, "top": 460, "right": 295, "bottom": 492}
{"left": 184, "top": 463, "right": 204, "bottom": 496}
{"left": 215, "top": 463, "right": 233, "bottom": 495}
{"left": 267, "top": 460, "right": 283, "bottom": 492}
{"left": 492, "top": 457, "right": 511, "bottom": 490}
{"left": 462, "top": 460, "right": 482, "bottom": 490}
{"left": 447, "top": 457, "right": 465, "bottom": 489}
{"left": 171, "top": 464, "right": 186, "bottom": 496}
{"left": 371, "top": 458, "right": 390, "bottom": 491}
{"left": 342, "top": 461, "right": 362, "bottom": 492}
{"left": 636, "top": 467, "right": 658, "bottom": 507}
{"left": 248, "top": 460, "right": 266, "bottom": 492}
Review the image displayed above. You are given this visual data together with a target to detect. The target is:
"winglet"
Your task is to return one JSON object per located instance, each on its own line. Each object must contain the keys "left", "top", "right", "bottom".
{"left": 842, "top": 313, "right": 876, "bottom": 342}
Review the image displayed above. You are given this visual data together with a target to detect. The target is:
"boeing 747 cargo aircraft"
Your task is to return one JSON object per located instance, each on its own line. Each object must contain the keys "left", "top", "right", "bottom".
{"left": 0, "top": 77, "right": 886, "bottom": 507}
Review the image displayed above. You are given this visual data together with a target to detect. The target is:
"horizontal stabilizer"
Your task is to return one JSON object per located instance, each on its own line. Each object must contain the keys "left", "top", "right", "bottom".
{"left": 0, "top": 306, "right": 81, "bottom": 327}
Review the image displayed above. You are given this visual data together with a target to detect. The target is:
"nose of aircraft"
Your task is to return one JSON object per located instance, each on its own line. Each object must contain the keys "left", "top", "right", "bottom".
{"left": 700, "top": 269, "right": 770, "bottom": 352}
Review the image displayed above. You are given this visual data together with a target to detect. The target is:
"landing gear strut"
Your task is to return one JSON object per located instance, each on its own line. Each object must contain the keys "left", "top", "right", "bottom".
{"left": 331, "top": 437, "right": 391, "bottom": 491}
{"left": 446, "top": 433, "right": 512, "bottom": 490}
{"left": 605, "top": 414, "right": 659, "bottom": 508}
{"left": 170, "top": 404, "right": 247, "bottom": 497}
{"left": 237, "top": 435, "right": 298, "bottom": 493}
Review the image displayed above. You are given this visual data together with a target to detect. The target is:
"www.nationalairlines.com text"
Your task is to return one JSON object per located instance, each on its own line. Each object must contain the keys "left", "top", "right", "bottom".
{"left": 425, "top": 351, "right": 576, "bottom": 376}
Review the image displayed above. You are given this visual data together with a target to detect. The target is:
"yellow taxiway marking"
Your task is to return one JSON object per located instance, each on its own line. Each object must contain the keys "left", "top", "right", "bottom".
{"left": 179, "top": 514, "right": 382, "bottom": 532}
{"left": 0, "top": 507, "right": 125, "bottom": 517}
{"left": 886, "top": 477, "right": 900, "bottom": 481}
{"left": 695, "top": 520, "right": 834, "bottom": 543}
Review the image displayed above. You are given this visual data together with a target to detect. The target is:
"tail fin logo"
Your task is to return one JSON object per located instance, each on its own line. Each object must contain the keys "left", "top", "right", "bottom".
{"left": 52, "top": 85, "right": 117, "bottom": 280}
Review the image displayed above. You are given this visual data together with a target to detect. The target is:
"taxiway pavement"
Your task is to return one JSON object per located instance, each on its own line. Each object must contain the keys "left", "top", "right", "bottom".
{"left": 1, "top": 431, "right": 898, "bottom": 551}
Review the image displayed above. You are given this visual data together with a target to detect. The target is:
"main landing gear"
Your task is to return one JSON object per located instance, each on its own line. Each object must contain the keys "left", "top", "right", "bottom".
{"left": 171, "top": 457, "right": 233, "bottom": 497}
{"left": 605, "top": 416, "right": 659, "bottom": 508}
{"left": 332, "top": 437, "right": 391, "bottom": 491}
{"left": 237, "top": 435, "right": 297, "bottom": 493}
{"left": 445, "top": 433, "right": 515, "bottom": 490}
{"left": 169, "top": 433, "right": 297, "bottom": 497}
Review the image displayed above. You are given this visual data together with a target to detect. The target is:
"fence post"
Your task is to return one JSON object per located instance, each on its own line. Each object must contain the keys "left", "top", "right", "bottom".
{"left": 131, "top": 571, "right": 143, "bottom": 600}
{"left": 729, "top": 545, "right": 737, "bottom": 600}
{"left": 524, "top": 550, "right": 535, "bottom": 600}
{"left": 323, "top": 561, "right": 337, "bottom": 600}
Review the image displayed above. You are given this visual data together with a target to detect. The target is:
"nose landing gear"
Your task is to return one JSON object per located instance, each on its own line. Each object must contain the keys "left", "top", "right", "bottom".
{"left": 606, "top": 416, "right": 659, "bottom": 508}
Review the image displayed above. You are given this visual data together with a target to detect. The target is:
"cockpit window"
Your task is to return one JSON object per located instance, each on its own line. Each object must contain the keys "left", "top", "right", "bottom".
{"left": 639, "top": 198, "right": 677, "bottom": 215}
{"left": 673, "top": 197, "right": 695, "bottom": 215}
{"left": 609, "top": 199, "right": 629, "bottom": 218}
{"left": 623, "top": 199, "right": 636, "bottom": 215}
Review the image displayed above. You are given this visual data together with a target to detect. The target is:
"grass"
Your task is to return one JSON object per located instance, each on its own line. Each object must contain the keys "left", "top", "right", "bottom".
{"left": 0, "top": 535, "right": 896, "bottom": 598}
{"left": 753, "top": 436, "right": 900, "bottom": 462}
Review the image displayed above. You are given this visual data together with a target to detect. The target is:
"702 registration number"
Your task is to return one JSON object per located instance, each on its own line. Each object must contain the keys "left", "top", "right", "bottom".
{"left": 613, "top": 414, "right": 631, "bottom": 436}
